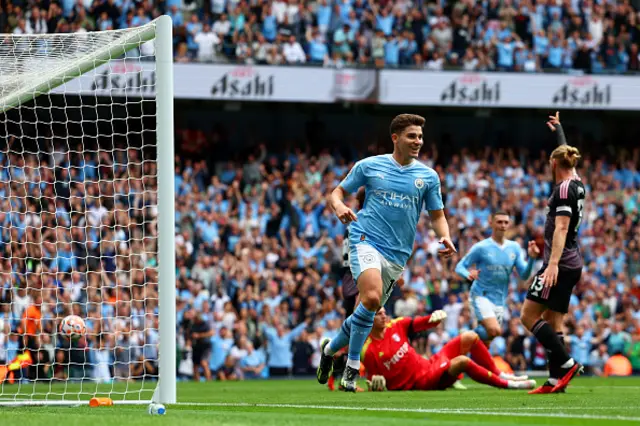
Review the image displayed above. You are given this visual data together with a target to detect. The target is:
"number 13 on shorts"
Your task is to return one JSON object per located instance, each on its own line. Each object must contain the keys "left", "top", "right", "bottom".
{"left": 529, "top": 275, "right": 544, "bottom": 297}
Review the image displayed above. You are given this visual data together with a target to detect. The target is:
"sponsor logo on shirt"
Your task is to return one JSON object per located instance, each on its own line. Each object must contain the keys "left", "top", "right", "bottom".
{"left": 372, "top": 189, "right": 420, "bottom": 209}
{"left": 383, "top": 341, "right": 409, "bottom": 370}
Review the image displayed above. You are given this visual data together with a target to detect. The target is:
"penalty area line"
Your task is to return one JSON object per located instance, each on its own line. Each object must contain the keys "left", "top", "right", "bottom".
{"left": 174, "top": 402, "right": 640, "bottom": 422}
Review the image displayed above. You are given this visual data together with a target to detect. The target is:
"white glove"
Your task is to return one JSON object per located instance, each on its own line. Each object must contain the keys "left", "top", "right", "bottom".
{"left": 429, "top": 310, "right": 447, "bottom": 323}
{"left": 366, "top": 375, "right": 387, "bottom": 392}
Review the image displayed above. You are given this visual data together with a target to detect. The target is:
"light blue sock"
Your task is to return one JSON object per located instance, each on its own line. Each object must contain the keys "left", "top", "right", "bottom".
{"left": 475, "top": 325, "right": 489, "bottom": 341}
{"left": 327, "top": 316, "right": 352, "bottom": 355}
{"left": 347, "top": 303, "right": 376, "bottom": 361}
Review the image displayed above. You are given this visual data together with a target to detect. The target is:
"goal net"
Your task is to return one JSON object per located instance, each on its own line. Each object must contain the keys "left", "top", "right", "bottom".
{"left": 0, "top": 17, "right": 176, "bottom": 405}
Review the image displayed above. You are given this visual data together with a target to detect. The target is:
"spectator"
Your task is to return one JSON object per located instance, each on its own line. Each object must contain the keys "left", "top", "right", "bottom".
{"left": 12, "top": 18, "right": 31, "bottom": 34}
{"left": 371, "top": 29, "right": 386, "bottom": 67}
{"left": 608, "top": 322, "right": 632, "bottom": 355}
{"left": 307, "top": 29, "right": 329, "bottom": 65}
{"left": 282, "top": 34, "right": 306, "bottom": 63}
{"left": 195, "top": 23, "right": 221, "bottom": 62}
{"left": 187, "top": 311, "right": 214, "bottom": 382}
{"left": 263, "top": 318, "right": 310, "bottom": 377}
{"left": 625, "top": 333, "right": 640, "bottom": 374}
{"left": 589, "top": 344, "right": 611, "bottom": 376}
{"left": 96, "top": 11, "right": 113, "bottom": 31}
{"left": 166, "top": 5, "right": 183, "bottom": 27}
{"left": 217, "top": 354, "right": 240, "bottom": 381}
{"left": 175, "top": 42, "right": 191, "bottom": 62}
{"left": 212, "top": 13, "right": 231, "bottom": 41}
{"left": 238, "top": 342, "right": 266, "bottom": 379}
{"left": 211, "top": 326, "right": 234, "bottom": 373}
{"left": 27, "top": 7, "right": 47, "bottom": 34}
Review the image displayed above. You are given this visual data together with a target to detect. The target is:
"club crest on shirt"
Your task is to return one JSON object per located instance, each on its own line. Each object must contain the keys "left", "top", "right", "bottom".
{"left": 510, "top": 253, "right": 516, "bottom": 261}
{"left": 392, "top": 333, "right": 401, "bottom": 342}
{"left": 362, "top": 254, "right": 375, "bottom": 264}
{"left": 414, "top": 178, "right": 425, "bottom": 189}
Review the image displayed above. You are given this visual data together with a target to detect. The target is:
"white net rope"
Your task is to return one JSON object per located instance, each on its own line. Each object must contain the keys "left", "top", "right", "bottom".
{"left": 0, "top": 23, "right": 160, "bottom": 403}
{"left": 0, "top": 25, "right": 155, "bottom": 113}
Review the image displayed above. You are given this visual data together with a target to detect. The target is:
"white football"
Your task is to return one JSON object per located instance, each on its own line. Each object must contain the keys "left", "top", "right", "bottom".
{"left": 60, "top": 315, "right": 86, "bottom": 340}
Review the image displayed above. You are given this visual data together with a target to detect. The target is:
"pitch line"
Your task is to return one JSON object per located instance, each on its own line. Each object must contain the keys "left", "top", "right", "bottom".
{"left": 174, "top": 402, "right": 640, "bottom": 422}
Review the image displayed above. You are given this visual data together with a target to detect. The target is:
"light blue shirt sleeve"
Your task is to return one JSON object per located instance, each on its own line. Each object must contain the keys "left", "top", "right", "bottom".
{"left": 286, "top": 322, "right": 307, "bottom": 343}
{"left": 263, "top": 325, "right": 277, "bottom": 342}
{"left": 455, "top": 244, "right": 480, "bottom": 281}
{"left": 339, "top": 160, "right": 366, "bottom": 194}
{"left": 424, "top": 172, "right": 444, "bottom": 211}
{"left": 513, "top": 243, "right": 535, "bottom": 280}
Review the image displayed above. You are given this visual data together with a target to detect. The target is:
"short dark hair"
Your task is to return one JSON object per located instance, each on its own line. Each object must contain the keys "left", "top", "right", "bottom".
{"left": 492, "top": 210, "right": 510, "bottom": 218}
{"left": 389, "top": 114, "right": 425, "bottom": 137}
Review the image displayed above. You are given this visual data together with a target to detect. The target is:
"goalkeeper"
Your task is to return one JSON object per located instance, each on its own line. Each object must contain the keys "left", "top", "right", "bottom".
{"left": 362, "top": 308, "right": 536, "bottom": 392}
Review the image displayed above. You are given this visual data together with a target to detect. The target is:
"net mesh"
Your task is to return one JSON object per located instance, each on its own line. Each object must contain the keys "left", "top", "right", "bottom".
{"left": 0, "top": 23, "right": 160, "bottom": 403}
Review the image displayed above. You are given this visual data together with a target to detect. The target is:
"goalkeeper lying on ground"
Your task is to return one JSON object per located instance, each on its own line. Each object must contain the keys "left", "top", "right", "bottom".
{"left": 362, "top": 308, "right": 536, "bottom": 392}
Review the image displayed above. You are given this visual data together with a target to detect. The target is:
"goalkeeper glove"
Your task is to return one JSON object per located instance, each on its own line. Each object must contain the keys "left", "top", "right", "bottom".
{"left": 429, "top": 310, "right": 447, "bottom": 323}
{"left": 366, "top": 375, "right": 387, "bottom": 392}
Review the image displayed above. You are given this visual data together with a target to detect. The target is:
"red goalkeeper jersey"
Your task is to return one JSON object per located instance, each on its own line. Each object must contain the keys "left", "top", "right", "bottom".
{"left": 361, "top": 316, "right": 439, "bottom": 390}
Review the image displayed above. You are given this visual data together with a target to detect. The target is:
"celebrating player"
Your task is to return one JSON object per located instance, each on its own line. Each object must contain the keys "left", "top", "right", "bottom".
{"left": 520, "top": 112, "right": 586, "bottom": 394}
{"left": 317, "top": 114, "right": 456, "bottom": 392}
{"left": 361, "top": 308, "right": 536, "bottom": 392}
{"left": 455, "top": 212, "right": 540, "bottom": 346}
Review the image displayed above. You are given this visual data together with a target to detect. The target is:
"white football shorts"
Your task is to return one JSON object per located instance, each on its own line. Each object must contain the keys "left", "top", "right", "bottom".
{"left": 349, "top": 242, "right": 404, "bottom": 306}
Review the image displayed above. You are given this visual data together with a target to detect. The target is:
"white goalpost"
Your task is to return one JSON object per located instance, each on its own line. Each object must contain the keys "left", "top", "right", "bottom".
{"left": 0, "top": 16, "right": 176, "bottom": 405}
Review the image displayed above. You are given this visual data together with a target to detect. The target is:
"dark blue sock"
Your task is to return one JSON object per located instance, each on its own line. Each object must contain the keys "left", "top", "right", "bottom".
{"left": 347, "top": 303, "right": 376, "bottom": 361}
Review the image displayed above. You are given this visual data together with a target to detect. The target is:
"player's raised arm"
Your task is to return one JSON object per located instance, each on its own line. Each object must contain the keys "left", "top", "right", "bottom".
{"left": 455, "top": 246, "right": 480, "bottom": 282}
{"left": 546, "top": 111, "right": 567, "bottom": 146}
{"left": 329, "top": 161, "right": 364, "bottom": 225}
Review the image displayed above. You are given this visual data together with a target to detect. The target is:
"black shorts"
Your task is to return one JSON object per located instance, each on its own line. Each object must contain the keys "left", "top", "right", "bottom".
{"left": 342, "top": 268, "right": 358, "bottom": 298}
{"left": 192, "top": 346, "right": 211, "bottom": 366}
{"left": 526, "top": 266, "right": 581, "bottom": 314}
{"left": 342, "top": 268, "right": 357, "bottom": 317}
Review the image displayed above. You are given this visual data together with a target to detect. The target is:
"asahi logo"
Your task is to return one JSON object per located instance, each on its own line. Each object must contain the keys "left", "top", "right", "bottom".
{"left": 91, "top": 62, "right": 156, "bottom": 94}
{"left": 211, "top": 67, "right": 274, "bottom": 98}
{"left": 440, "top": 74, "right": 500, "bottom": 104}
{"left": 552, "top": 76, "right": 611, "bottom": 106}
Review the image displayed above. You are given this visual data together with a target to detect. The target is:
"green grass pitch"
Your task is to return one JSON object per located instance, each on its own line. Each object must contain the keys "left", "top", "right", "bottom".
{"left": 2, "top": 377, "right": 640, "bottom": 425}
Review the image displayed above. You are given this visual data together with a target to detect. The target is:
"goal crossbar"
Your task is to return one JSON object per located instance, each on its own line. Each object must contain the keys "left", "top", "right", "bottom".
{"left": 0, "top": 23, "right": 156, "bottom": 113}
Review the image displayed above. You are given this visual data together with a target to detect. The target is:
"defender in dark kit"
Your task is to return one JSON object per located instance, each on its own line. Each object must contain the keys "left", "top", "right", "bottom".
{"left": 520, "top": 111, "right": 587, "bottom": 395}
{"left": 527, "top": 174, "right": 586, "bottom": 311}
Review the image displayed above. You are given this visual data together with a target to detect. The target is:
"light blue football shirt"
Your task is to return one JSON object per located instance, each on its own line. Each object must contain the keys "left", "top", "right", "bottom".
{"left": 339, "top": 154, "right": 444, "bottom": 266}
{"left": 455, "top": 238, "right": 534, "bottom": 306}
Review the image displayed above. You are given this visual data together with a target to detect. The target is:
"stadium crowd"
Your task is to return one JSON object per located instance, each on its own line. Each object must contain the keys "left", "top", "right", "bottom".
{"left": 1, "top": 0, "right": 640, "bottom": 72}
{"left": 0, "top": 130, "right": 639, "bottom": 383}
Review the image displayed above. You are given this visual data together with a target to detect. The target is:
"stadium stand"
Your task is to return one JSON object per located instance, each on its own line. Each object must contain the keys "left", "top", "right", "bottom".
{"left": 0, "top": 130, "right": 638, "bottom": 380}
{"left": 1, "top": 0, "right": 639, "bottom": 72}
